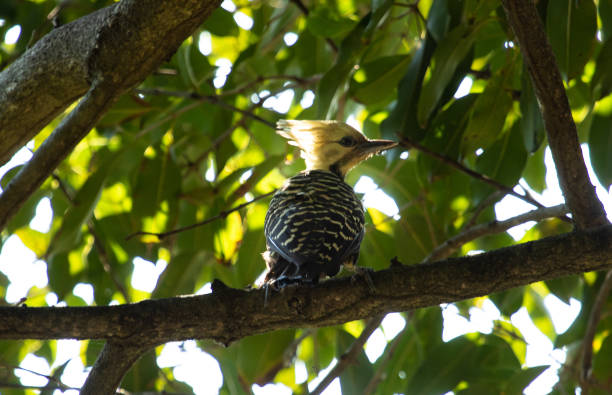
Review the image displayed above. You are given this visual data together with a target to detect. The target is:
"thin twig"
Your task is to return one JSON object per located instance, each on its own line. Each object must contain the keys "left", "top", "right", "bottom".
{"left": 0, "top": 360, "right": 77, "bottom": 391}
{"left": 463, "top": 190, "right": 505, "bottom": 229}
{"left": 135, "top": 88, "right": 276, "bottom": 128}
{"left": 400, "top": 137, "right": 546, "bottom": 209}
{"left": 424, "top": 204, "right": 569, "bottom": 262}
{"left": 309, "top": 314, "right": 385, "bottom": 395}
{"left": 580, "top": 269, "right": 612, "bottom": 392}
{"left": 0, "top": 383, "right": 79, "bottom": 391}
{"left": 218, "top": 74, "right": 320, "bottom": 98}
{"left": 135, "top": 101, "right": 201, "bottom": 140}
{"left": 125, "top": 191, "right": 275, "bottom": 241}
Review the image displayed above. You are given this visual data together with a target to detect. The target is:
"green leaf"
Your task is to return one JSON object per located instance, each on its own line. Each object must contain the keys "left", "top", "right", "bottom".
{"left": 226, "top": 155, "right": 284, "bottom": 205}
{"left": 524, "top": 287, "right": 556, "bottom": 341}
{"left": 306, "top": 7, "right": 355, "bottom": 38}
{"left": 490, "top": 288, "right": 524, "bottom": 317}
{"left": 14, "top": 227, "right": 49, "bottom": 257}
{"left": 233, "top": 229, "right": 267, "bottom": 288}
{"left": 592, "top": 334, "right": 612, "bottom": 384}
{"left": 47, "top": 163, "right": 110, "bottom": 258}
{"left": 153, "top": 251, "right": 210, "bottom": 298}
{"left": 177, "top": 41, "right": 214, "bottom": 90}
{"left": 418, "top": 95, "right": 477, "bottom": 179}
{"left": 374, "top": 324, "right": 422, "bottom": 394}
{"left": 131, "top": 152, "right": 181, "bottom": 219}
{"left": 97, "top": 94, "right": 154, "bottom": 128}
{"left": 40, "top": 360, "right": 70, "bottom": 395}
{"left": 351, "top": 55, "right": 412, "bottom": 105}
{"left": 546, "top": 275, "right": 581, "bottom": 304}
{"left": 380, "top": 33, "right": 435, "bottom": 141}
{"left": 237, "top": 330, "right": 296, "bottom": 385}
{"left": 600, "top": 0, "right": 612, "bottom": 41}
{"left": 426, "top": 0, "right": 452, "bottom": 42}
{"left": 405, "top": 336, "right": 477, "bottom": 394}
{"left": 47, "top": 253, "right": 73, "bottom": 299}
{"left": 337, "top": 330, "right": 374, "bottom": 394}
{"left": 592, "top": 39, "right": 612, "bottom": 99}
{"left": 360, "top": 224, "right": 399, "bottom": 269}
{"left": 503, "top": 366, "right": 548, "bottom": 395}
{"left": 520, "top": 68, "right": 545, "bottom": 153}
{"left": 418, "top": 20, "right": 490, "bottom": 128}
{"left": 293, "top": 29, "right": 334, "bottom": 76}
{"left": 365, "top": 0, "right": 394, "bottom": 36}
{"left": 475, "top": 122, "right": 528, "bottom": 187}
{"left": 522, "top": 144, "right": 547, "bottom": 193}
{"left": 588, "top": 113, "right": 612, "bottom": 188}
{"left": 317, "top": 13, "right": 372, "bottom": 118}
{"left": 203, "top": 8, "right": 239, "bottom": 37}
{"left": 121, "top": 349, "right": 158, "bottom": 391}
{"left": 464, "top": 70, "right": 515, "bottom": 154}
{"left": 547, "top": 0, "right": 597, "bottom": 80}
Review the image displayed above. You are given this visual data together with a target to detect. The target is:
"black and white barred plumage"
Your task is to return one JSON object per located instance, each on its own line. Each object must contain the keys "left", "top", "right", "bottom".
{"left": 263, "top": 170, "right": 365, "bottom": 287}
{"left": 262, "top": 120, "right": 396, "bottom": 290}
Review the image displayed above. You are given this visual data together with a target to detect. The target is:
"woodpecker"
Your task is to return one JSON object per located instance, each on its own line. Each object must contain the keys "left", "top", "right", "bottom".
{"left": 262, "top": 120, "right": 397, "bottom": 290}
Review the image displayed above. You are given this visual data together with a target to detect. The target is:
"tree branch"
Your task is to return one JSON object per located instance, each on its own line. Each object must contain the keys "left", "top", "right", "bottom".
{"left": 0, "top": 225, "right": 610, "bottom": 345}
{"left": 500, "top": 0, "right": 608, "bottom": 229}
{"left": 580, "top": 269, "right": 612, "bottom": 391}
{"left": 80, "top": 341, "right": 154, "bottom": 395}
{"left": 135, "top": 88, "right": 276, "bottom": 128}
{"left": 125, "top": 191, "right": 275, "bottom": 241}
{"left": 0, "top": 0, "right": 222, "bottom": 231}
{"left": 309, "top": 315, "right": 385, "bottom": 395}
{"left": 424, "top": 204, "right": 569, "bottom": 262}
{"left": 399, "top": 137, "right": 547, "bottom": 210}
{"left": 0, "top": 83, "right": 117, "bottom": 232}
{"left": 0, "top": 6, "right": 112, "bottom": 166}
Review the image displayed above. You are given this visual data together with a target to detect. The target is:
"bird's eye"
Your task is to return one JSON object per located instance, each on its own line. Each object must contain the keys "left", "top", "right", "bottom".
{"left": 338, "top": 136, "right": 356, "bottom": 147}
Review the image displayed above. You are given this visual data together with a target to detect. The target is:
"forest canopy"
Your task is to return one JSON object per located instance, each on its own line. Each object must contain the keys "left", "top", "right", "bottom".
{"left": 0, "top": 0, "right": 611, "bottom": 394}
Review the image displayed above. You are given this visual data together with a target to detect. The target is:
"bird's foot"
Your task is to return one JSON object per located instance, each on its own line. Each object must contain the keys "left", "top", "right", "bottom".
{"left": 263, "top": 275, "right": 314, "bottom": 307}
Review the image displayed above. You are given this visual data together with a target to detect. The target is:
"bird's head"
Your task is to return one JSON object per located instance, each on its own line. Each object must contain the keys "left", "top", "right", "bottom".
{"left": 277, "top": 120, "right": 398, "bottom": 178}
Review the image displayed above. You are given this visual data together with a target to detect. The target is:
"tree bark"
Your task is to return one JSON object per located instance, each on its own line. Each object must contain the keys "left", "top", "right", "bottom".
{"left": 80, "top": 341, "right": 153, "bottom": 395}
{"left": 0, "top": 0, "right": 222, "bottom": 231}
{"left": 501, "top": 0, "right": 608, "bottom": 229}
{"left": 1, "top": 225, "right": 611, "bottom": 345}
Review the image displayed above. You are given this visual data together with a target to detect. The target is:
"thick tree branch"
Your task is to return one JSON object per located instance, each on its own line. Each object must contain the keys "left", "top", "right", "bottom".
{"left": 0, "top": 6, "right": 112, "bottom": 166}
{"left": 0, "top": 84, "right": 116, "bottom": 232}
{"left": 80, "top": 341, "right": 153, "bottom": 395}
{"left": 1, "top": 225, "right": 611, "bottom": 345}
{"left": 0, "top": 0, "right": 222, "bottom": 230}
{"left": 501, "top": 0, "right": 608, "bottom": 229}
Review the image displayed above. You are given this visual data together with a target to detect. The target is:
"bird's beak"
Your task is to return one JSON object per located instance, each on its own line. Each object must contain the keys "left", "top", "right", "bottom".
{"left": 359, "top": 139, "right": 398, "bottom": 156}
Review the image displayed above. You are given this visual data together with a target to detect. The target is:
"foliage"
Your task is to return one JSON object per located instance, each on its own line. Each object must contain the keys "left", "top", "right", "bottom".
{"left": 0, "top": 0, "right": 611, "bottom": 394}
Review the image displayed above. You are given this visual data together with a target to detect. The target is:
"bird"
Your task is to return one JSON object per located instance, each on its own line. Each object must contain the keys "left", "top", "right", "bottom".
{"left": 262, "top": 120, "right": 397, "bottom": 291}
